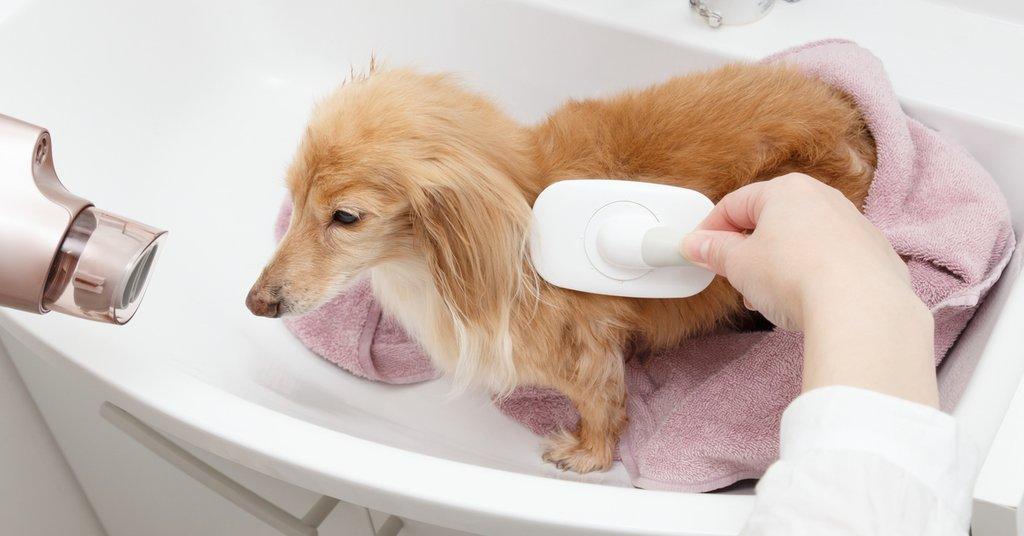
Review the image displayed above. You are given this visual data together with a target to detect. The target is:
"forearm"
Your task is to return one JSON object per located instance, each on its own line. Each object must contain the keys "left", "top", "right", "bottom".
{"left": 801, "top": 281, "right": 938, "bottom": 407}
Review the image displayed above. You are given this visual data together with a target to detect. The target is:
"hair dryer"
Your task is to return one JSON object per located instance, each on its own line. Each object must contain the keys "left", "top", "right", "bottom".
{"left": 0, "top": 114, "right": 165, "bottom": 324}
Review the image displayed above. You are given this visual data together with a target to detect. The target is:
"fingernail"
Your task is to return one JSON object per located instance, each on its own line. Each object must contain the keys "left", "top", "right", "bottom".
{"left": 680, "top": 232, "right": 711, "bottom": 264}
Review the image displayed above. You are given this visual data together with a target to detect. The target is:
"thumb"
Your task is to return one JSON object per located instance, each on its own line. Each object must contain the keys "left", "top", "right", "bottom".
{"left": 680, "top": 230, "right": 747, "bottom": 277}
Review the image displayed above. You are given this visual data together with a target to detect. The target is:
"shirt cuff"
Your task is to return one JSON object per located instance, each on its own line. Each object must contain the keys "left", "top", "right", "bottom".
{"left": 780, "top": 385, "right": 979, "bottom": 528}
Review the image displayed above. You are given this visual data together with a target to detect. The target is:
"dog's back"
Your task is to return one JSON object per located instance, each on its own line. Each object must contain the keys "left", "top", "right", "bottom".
{"left": 528, "top": 63, "right": 876, "bottom": 346}
{"left": 530, "top": 63, "right": 874, "bottom": 200}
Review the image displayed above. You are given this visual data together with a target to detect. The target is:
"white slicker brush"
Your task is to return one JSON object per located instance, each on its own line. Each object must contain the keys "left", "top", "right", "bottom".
{"left": 530, "top": 180, "right": 715, "bottom": 298}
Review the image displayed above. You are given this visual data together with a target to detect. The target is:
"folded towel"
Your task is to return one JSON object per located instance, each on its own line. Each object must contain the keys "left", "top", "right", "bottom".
{"left": 273, "top": 40, "right": 1015, "bottom": 492}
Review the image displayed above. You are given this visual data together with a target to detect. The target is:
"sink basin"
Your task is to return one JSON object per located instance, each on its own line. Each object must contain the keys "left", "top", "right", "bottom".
{"left": 1, "top": 0, "right": 1022, "bottom": 534}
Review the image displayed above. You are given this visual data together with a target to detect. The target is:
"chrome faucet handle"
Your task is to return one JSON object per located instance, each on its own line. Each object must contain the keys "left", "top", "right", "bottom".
{"left": 690, "top": 0, "right": 723, "bottom": 28}
{"left": 688, "top": 0, "right": 777, "bottom": 28}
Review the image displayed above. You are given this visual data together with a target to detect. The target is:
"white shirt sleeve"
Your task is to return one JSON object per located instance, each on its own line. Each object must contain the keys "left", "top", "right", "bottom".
{"left": 742, "top": 385, "right": 979, "bottom": 536}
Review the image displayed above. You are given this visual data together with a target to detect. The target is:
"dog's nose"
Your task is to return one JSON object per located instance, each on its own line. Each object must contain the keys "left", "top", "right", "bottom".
{"left": 246, "top": 286, "right": 282, "bottom": 318}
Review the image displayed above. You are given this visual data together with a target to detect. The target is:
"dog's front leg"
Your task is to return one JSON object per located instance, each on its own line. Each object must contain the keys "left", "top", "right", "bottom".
{"left": 541, "top": 349, "right": 627, "bottom": 473}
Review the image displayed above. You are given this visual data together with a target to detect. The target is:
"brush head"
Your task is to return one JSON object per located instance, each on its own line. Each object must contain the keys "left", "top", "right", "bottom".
{"left": 530, "top": 180, "right": 715, "bottom": 298}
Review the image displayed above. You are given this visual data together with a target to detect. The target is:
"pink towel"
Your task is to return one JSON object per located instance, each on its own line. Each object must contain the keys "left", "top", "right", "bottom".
{"left": 274, "top": 40, "right": 1014, "bottom": 492}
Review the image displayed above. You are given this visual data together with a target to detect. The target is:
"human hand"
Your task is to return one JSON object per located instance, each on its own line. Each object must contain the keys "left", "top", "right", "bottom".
{"left": 680, "top": 173, "right": 915, "bottom": 331}
{"left": 681, "top": 173, "right": 937, "bottom": 406}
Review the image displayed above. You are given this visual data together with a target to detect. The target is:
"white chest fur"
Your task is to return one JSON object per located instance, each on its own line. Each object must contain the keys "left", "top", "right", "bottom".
{"left": 369, "top": 262, "right": 460, "bottom": 374}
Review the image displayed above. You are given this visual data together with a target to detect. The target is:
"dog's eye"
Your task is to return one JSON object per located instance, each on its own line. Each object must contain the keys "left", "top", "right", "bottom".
{"left": 332, "top": 210, "right": 359, "bottom": 225}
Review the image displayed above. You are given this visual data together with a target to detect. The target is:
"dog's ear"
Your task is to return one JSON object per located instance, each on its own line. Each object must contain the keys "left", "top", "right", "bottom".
{"left": 411, "top": 173, "right": 532, "bottom": 393}
{"left": 413, "top": 181, "right": 529, "bottom": 327}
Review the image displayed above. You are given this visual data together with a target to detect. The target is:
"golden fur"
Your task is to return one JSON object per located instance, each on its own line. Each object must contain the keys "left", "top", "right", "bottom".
{"left": 247, "top": 62, "right": 876, "bottom": 473}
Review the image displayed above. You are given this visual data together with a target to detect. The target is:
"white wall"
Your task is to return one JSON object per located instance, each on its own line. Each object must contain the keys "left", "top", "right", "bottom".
{"left": 928, "top": 0, "right": 1024, "bottom": 25}
{"left": 0, "top": 341, "right": 106, "bottom": 536}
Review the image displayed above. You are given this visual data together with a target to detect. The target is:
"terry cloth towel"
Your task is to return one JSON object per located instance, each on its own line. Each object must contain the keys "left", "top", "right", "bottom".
{"left": 273, "top": 40, "right": 1015, "bottom": 492}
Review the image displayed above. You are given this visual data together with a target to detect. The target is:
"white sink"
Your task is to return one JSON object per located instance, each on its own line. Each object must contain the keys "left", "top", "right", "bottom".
{"left": 1, "top": 1, "right": 1022, "bottom": 534}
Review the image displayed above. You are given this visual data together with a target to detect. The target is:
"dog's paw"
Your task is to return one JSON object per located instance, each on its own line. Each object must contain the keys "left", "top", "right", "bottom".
{"left": 541, "top": 429, "right": 613, "bottom": 473}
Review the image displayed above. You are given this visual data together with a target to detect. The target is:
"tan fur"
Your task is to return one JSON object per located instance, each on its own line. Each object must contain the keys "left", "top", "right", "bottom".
{"left": 248, "top": 62, "right": 876, "bottom": 473}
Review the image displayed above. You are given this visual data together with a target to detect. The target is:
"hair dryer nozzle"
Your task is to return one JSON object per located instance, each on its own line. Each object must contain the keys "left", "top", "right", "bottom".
{"left": 42, "top": 207, "right": 166, "bottom": 324}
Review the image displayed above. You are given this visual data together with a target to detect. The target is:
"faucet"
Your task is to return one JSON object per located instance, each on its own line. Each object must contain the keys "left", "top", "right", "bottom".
{"left": 689, "top": 0, "right": 797, "bottom": 28}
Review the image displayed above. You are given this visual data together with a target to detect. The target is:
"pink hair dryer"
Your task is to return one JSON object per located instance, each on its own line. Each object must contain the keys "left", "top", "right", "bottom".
{"left": 0, "top": 114, "right": 166, "bottom": 324}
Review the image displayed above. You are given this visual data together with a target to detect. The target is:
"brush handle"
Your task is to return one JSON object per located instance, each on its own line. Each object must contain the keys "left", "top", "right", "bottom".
{"left": 596, "top": 218, "right": 691, "bottom": 269}
{"left": 641, "top": 226, "right": 690, "bottom": 267}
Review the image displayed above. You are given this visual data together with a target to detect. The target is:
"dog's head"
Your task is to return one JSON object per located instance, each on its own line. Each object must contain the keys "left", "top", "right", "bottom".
{"left": 246, "top": 68, "right": 533, "bottom": 326}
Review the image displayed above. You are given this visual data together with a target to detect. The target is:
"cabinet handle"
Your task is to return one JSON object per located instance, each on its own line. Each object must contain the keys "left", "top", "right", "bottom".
{"left": 101, "top": 402, "right": 403, "bottom": 536}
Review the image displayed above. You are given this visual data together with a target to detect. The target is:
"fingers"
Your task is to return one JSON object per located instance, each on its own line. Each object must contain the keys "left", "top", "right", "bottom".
{"left": 680, "top": 229, "right": 746, "bottom": 277}
{"left": 698, "top": 180, "right": 771, "bottom": 233}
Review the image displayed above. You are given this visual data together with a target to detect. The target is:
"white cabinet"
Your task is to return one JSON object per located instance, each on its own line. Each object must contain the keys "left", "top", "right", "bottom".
{"left": 0, "top": 344, "right": 104, "bottom": 536}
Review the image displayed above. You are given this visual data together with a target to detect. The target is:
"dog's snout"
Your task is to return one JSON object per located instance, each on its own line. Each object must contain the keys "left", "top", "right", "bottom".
{"left": 246, "top": 284, "right": 283, "bottom": 318}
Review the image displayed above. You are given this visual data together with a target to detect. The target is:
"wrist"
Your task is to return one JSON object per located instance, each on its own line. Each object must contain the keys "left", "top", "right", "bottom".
{"left": 802, "top": 280, "right": 932, "bottom": 344}
{"left": 799, "top": 266, "right": 924, "bottom": 326}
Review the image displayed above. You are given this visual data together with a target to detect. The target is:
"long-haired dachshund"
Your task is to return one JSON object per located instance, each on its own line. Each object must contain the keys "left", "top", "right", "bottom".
{"left": 247, "top": 62, "right": 875, "bottom": 472}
